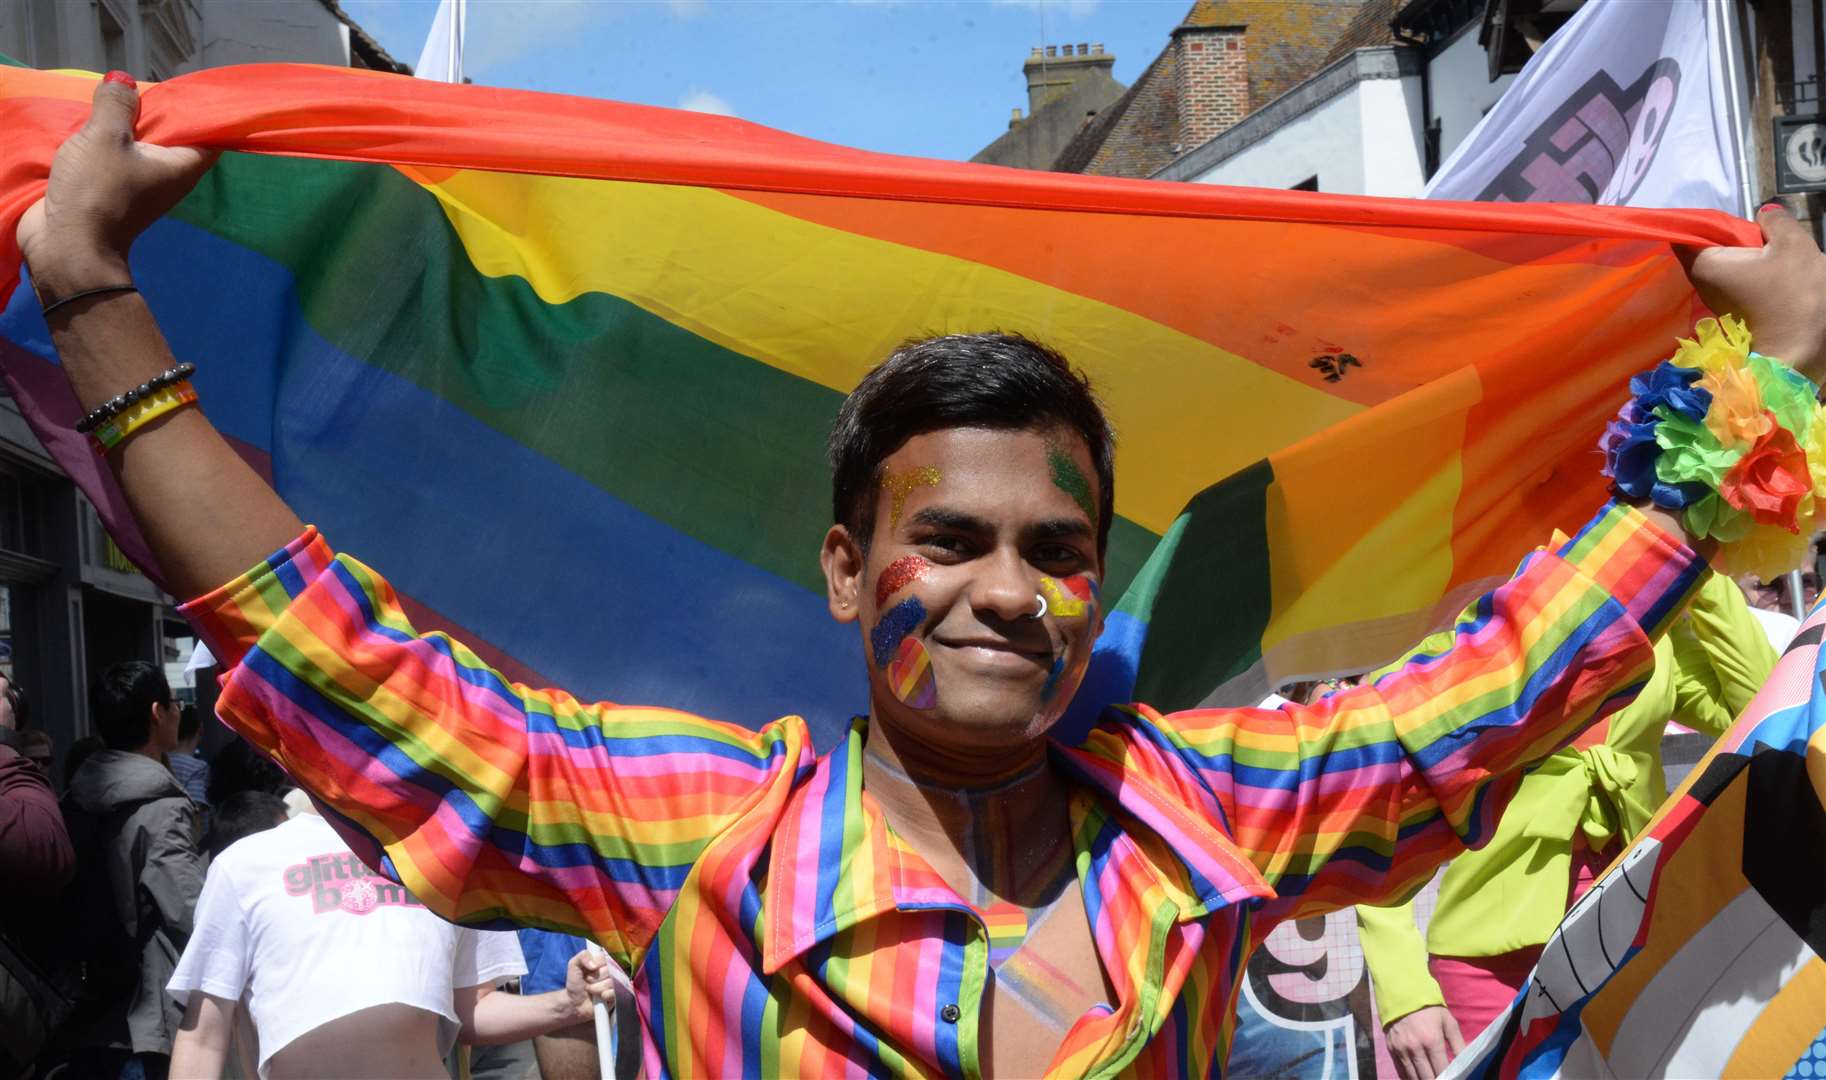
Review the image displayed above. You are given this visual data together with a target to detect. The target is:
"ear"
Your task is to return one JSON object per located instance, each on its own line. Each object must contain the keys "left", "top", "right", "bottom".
{"left": 821, "top": 525, "right": 865, "bottom": 624}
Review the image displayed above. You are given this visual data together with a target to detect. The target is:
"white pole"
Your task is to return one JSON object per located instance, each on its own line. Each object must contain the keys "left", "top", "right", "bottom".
{"left": 451, "top": 0, "right": 465, "bottom": 84}
{"left": 586, "top": 940, "right": 616, "bottom": 1078}
{"left": 1713, "top": 0, "right": 1760, "bottom": 216}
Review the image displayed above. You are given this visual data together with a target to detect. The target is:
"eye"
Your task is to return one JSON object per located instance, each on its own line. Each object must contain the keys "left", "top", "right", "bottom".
{"left": 1031, "top": 543, "right": 1088, "bottom": 568}
{"left": 917, "top": 534, "right": 974, "bottom": 561}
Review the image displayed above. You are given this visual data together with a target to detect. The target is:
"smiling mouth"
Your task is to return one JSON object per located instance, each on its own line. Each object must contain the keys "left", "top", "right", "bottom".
{"left": 934, "top": 638, "right": 1054, "bottom": 666}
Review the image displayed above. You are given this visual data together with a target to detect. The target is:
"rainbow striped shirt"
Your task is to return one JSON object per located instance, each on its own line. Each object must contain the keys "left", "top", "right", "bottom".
{"left": 180, "top": 501, "right": 1703, "bottom": 1077}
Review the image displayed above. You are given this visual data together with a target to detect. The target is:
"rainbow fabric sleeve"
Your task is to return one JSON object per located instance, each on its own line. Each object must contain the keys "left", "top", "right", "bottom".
{"left": 179, "top": 527, "right": 815, "bottom": 971}
{"left": 1104, "top": 501, "right": 1707, "bottom": 922}
{"left": 179, "top": 500, "right": 1703, "bottom": 974}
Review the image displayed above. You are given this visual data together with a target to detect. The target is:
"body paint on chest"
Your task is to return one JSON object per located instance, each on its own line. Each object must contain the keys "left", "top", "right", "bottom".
{"left": 882, "top": 466, "right": 942, "bottom": 530}
{"left": 1046, "top": 444, "right": 1097, "bottom": 528}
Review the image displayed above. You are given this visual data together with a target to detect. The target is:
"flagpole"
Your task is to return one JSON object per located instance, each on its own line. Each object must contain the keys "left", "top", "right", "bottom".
{"left": 1714, "top": 0, "right": 1759, "bottom": 217}
{"left": 451, "top": 0, "right": 464, "bottom": 84}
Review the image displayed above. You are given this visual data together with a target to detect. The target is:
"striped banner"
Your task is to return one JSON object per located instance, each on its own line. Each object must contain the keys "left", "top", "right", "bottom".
{"left": 0, "top": 62, "right": 1758, "bottom": 745}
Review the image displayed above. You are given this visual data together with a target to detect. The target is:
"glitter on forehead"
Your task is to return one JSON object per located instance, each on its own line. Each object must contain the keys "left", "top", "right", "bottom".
{"left": 874, "top": 555, "right": 932, "bottom": 608}
{"left": 882, "top": 466, "right": 942, "bottom": 530}
{"left": 1046, "top": 444, "right": 1097, "bottom": 528}
{"left": 870, "top": 596, "right": 926, "bottom": 668}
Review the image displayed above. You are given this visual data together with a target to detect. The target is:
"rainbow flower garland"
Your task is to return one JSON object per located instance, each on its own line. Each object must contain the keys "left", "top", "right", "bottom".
{"left": 1601, "top": 316, "right": 1826, "bottom": 581}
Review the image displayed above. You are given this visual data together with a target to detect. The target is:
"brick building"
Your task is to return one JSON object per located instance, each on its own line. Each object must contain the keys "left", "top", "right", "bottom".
{"left": 1054, "top": 0, "right": 1370, "bottom": 178}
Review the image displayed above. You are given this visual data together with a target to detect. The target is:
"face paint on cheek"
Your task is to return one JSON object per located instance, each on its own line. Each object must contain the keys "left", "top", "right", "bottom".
{"left": 870, "top": 596, "right": 927, "bottom": 668}
{"left": 1037, "top": 574, "right": 1099, "bottom": 619}
{"left": 1038, "top": 575, "right": 1099, "bottom": 706}
{"left": 888, "top": 637, "right": 938, "bottom": 710}
{"left": 882, "top": 467, "right": 942, "bottom": 530}
{"left": 1046, "top": 444, "right": 1098, "bottom": 528}
{"left": 874, "top": 555, "right": 931, "bottom": 608}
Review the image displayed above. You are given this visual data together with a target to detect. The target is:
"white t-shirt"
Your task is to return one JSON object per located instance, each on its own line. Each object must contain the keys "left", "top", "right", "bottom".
{"left": 1749, "top": 605, "right": 1802, "bottom": 653}
{"left": 168, "top": 814, "right": 525, "bottom": 1077}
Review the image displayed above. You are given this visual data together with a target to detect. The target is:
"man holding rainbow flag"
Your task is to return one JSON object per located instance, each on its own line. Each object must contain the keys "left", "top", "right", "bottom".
{"left": 14, "top": 74, "right": 1826, "bottom": 1078}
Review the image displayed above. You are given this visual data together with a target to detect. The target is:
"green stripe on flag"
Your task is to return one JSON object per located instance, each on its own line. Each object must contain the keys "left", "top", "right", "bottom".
{"left": 1128, "top": 459, "right": 1274, "bottom": 710}
{"left": 172, "top": 153, "right": 1157, "bottom": 598}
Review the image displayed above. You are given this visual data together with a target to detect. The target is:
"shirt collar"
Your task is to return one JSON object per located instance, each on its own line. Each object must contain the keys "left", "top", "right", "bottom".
{"left": 759, "top": 716, "right": 1271, "bottom": 974}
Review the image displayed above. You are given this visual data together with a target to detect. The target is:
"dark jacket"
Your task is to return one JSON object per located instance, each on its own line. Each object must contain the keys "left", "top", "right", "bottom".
{"left": 62, "top": 750, "right": 203, "bottom": 1055}
{"left": 0, "top": 742, "right": 75, "bottom": 1071}
{"left": 0, "top": 743, "right": 73, "bottom": 890}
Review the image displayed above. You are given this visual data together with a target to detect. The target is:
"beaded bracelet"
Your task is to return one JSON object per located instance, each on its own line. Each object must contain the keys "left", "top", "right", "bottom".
{"left": 1600, "top": 315, "right": 1825, "bottom": 581}
{"left": 75, "top": 363, "right": 195, "bottom": 434}
{"left": 89, "top": 382, "right": 198, "bottom": 454}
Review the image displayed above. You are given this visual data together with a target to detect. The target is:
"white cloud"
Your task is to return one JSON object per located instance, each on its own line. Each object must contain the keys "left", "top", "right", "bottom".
{"left": 990, "top": 0, "right": 1101, "bottom": 15}
{"left": 678, "top": 88, "right": 737, "bottom": 117}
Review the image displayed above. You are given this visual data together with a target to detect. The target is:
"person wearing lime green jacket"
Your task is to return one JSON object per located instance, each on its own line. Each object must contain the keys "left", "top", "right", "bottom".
{"left": 1355, "top": 571, "right": 1776, "bottom": 1080}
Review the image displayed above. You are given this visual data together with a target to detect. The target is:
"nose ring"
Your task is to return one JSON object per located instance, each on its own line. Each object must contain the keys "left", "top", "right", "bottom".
{"left": 1027, "top": 592, "right": 1048, "bottom": 620}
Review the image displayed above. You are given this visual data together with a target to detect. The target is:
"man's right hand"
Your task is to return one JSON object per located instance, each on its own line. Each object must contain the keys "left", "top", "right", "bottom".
{"left": 16, "top": 73, "right": 215, "bottom": 297}
{"left": 1384, "top": 1004, "right": 1465, "bottom": 1080}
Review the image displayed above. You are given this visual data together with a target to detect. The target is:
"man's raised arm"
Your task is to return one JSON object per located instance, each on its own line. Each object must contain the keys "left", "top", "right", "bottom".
{"left": 16, "top": 77, "right": 809, "bottom": 971}
{"left": 16, "top": 76, "right": 302, "bottom": 598}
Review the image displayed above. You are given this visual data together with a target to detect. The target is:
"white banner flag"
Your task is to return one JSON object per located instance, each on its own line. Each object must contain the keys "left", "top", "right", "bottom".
{"left": 1427, "top": 0, "right": 1748, "bottom": 214}
{"left": 414, "top": 0, "right": 466, "bottom": 84}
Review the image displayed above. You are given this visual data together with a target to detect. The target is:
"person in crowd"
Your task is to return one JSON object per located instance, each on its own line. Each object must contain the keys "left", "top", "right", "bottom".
{"left": 166, "top": 707, "right": 210, "bottom": 822}
{"left": 16, "top": 76, "right": 1826, "bottom": 1077}
{"left": 63, "top": 734, "right": 106, "bottom": 796}
{"left": 203, "top": 791, "right": 288, "bottom": 860}
{"left": 203, "top": 738, "right": 291, "bottom": 810}
{"left": 20, "top": 729, "right": 54, "bottom": 778}
{"left": 167, "top": 803, "right": 618, "bottom": 1079}
{"left": 1741, "top": 568, "right": 1817, "bottom": 651}
{"left": 517, "top": 929, "right": 607, "bottom": 1080}
{"left": 57, "top": 661, "right": 205, "bottom": 1080}
{"left": 0, "top": 672, "right": 76, "bottom": 1077}
{"left": 1357, "top": 572, "right": 1776, "bottom": 1080}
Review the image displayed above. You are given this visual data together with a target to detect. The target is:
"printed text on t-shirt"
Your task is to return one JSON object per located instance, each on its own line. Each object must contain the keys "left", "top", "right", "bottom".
{"left": 283, "top": 851, "right": 426, "bottom": 915}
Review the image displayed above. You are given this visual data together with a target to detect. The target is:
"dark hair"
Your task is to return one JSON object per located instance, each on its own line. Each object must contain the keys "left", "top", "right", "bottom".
{"left": 206, "top": 791, "right": 290, "bottom": 858}
{"left": 207, "top": 736, "right": 291, "bottom": 804}
{"left": 91, "top": 661, "right": 171, "bottom": 751}
{"left": 828, "top": 333, "right": 1116, "bottom": 554}
{"left": 4, "top": 679, "right": 28, "bottom": 730}
{"left": 177, "top": 705, "right": 200, "bottom": 743}
{"left": 64, "top": 734, "right": 105, "bottom": 790}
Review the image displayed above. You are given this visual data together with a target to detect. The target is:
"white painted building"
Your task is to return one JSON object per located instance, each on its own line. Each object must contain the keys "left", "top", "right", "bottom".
{"left": 1158, "top": 13, "right": 1515, "bottom": 195}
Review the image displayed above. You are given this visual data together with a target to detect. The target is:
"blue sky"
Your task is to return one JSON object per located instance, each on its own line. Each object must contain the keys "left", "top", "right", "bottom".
{"left": 340, "top": 1, "right": 1192, "bottom": 162}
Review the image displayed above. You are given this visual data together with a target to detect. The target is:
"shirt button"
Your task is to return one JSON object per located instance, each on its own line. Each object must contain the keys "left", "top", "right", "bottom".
{"left": 940, "top": 1003, "right": 961, "bottom": 1024}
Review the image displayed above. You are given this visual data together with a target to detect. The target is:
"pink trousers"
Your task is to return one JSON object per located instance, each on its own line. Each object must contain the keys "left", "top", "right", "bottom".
{"left": 1427, "top": 845, "right": 1608, "bottom": 1042}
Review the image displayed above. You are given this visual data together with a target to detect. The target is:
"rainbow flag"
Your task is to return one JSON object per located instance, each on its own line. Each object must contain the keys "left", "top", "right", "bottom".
{"left": 0, "top": 61, "right": 1757, "bottom": 747}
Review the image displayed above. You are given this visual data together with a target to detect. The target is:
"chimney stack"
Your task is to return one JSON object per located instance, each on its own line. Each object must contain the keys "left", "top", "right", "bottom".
{"left": 1171, "top": 24, "right": 1248, "bottom": 152}
{"left": 1023, "top": 41, "right": 1117, "bottom": 117}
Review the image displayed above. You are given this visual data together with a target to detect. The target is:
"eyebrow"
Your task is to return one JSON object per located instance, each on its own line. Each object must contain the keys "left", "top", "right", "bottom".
{"left": 906, "top": 507, "right": 1095, "bottom": 543}
{"left": 907, "top": 506, "right": 992, "bottom": 533}
{"left": 1029, "top": 518, "right": 1096, "bottom": 542}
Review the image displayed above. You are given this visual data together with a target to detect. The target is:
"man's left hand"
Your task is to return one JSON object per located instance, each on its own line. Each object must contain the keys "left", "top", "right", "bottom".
{"left": 1689, "top": 203, "right": 1826, "bottom": 382}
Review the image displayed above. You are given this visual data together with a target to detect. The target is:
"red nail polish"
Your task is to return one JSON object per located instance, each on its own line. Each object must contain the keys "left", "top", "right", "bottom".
{"left": 1761, "top": 200, "right": 1786, "bottom": 213}
{"left": 102, "top": 70, "right": 136, "bottom": 89}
